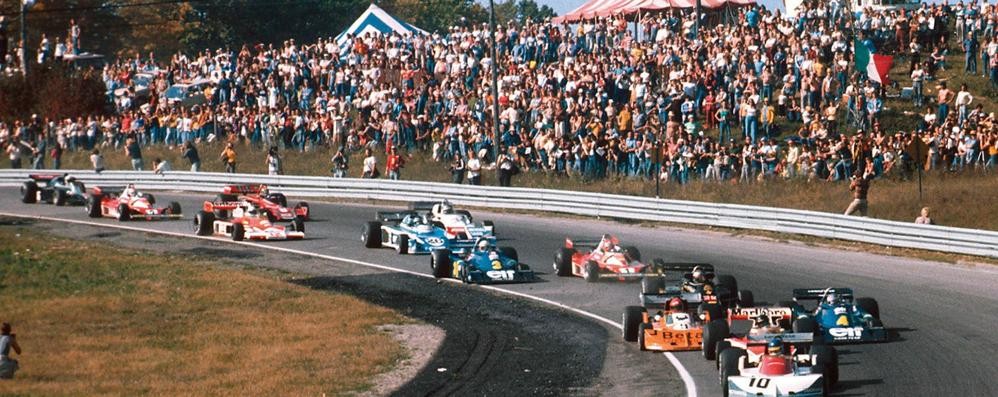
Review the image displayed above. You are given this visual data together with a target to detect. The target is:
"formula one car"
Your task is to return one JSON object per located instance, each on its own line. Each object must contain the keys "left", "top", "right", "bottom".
{"left": 429, "top": 239, "right": 533, "bottom": 284}
{"left": 20, "top": 174, "right": 88, "bottom": 206}
{"left": 703, "top": 306, "right": 796, "bottom": 361}
{"left": 409, "top": 201, "right": 495, "bottom": 237}
{"left": 193, "top": 200, "right": 304, "bottom": 241}
{"left": 641, "top": 263, "right": 753, "bottom": 311}
{"left": 552, "top": 235, "right": 659, "bottom": 282}
{"left": 87, "top": 185, "right": 182, "bottom": 221}
{"left": 361, "top": 211, "right": 487, "bottom": 255}
{"left": 786, "top": 288, "right": 887, "bottom": 344}
{"left": 212, "top": 184, "right": 309, "bottom": 222}
{"left": 718, "top": 333, "right": 838, "bottom": 397}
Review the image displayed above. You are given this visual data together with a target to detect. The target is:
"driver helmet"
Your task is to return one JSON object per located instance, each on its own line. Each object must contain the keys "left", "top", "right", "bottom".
{"left": 260, "top": 185, "right": 270, "bottom": 196}
{"left": 825, "top": 293, "right": 837, "bottom": 305}
{"left": 767, "top": 337, "right": 784, "bottom": 355}
{"left": 668, "top": 297, "right": 686, "bottom": 312}
{"left": 246, "top": 206, "right": 260, "bottom": 216}
{"left": 66, "top": 176, "right": 76, "bottom": 183}
{"left": 692, "top": 266, "right": 705, "bottom": 282}
{"left": 476, "top": 238, "right": 491, "bottom": 252}
{"left": 703, "top": 284, "right": 714, "bottom": 295}
{"left": 440, "top": 202, "right": 454, "bottom": 214}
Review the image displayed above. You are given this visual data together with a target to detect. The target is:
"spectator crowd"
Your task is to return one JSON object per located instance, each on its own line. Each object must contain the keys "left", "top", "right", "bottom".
{"left": 2, "top": 1, "right": 998, "bottom": 186}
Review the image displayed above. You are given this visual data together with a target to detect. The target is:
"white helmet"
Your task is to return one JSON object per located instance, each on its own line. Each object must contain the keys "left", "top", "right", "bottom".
{"left": 476, "top": 238, "right": 491, "bottom": 251}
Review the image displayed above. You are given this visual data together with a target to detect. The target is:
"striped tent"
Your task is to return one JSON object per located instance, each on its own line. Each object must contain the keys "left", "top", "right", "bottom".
{"left": 335, "top": 3, "right": 426, "bottom": 50}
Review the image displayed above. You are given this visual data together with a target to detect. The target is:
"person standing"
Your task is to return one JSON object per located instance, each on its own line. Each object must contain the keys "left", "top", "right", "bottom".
{"left": 331, "top": 149, "right": 348, "bottom": 178}
{"left": 449, "top": 154, "right": 465, "bottom": 184}
{"left": 266, "top": 147, "right": 282, "bottom": 175}
{"left": 386, "top": 148, "right": 404, "bottom": 180}
{"left": 220, "top": 142, "right": 237, "bottom": 173}
{"left": 466, "top": 149, "right": 482, "bottom": 185}
{"left": 181, "top": 141, "right": 200, "bottom": 172}
{"left": 152, "top": 158, "right": 172, "bottom": 175}
{"left": 361, "top": 148, "right": 379, "bottom": 178}
{"left": 915, "top": 207, "right": 935, "bottom": 225}
{"left": 50, "top": 140, "right": 63, "bottom": 170}
{"left": 844, "top": 165, "right": 875, "bottom": 216}
{"left": 124, "top": 137, "right": 143, "bottom": 170}
{"left": 936, "top": 82, "right": 954, "bottom": 122}
{"left": 0, "top": 322, "right": 22, "bottom": 379}
{"left": 90, "top": 148, "right": 105, "bottom": 173}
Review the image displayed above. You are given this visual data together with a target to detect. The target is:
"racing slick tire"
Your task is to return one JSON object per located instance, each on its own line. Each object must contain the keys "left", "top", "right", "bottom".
{"left": 640, "top": 276, "right": 666, "bottom": 295}
{"left": 20, "top": 182, "right": 38, "bottom": 204}
{"left": 295, "top": 202, "right": 310, "bottom": 220}
{"left": 793, "top": 316, "right": 823, "bottom": 344}
{"left": 583, "top": 261, "right": 600, "bottom": 283}
{"left": 54, "top": 189, "right": 68, "bottom": 206}
{"left": 623, "top": 246, "right": 641, "bottom": 262}
{"left": 637, "top": 323, "right": 650, "bottom": 351}
{"left": 719, "top": 347, "right": 747, "bottom": 396}
{"left": 855, "top": 297, "right": 880, "bottom": 319}
{"left": 87, "top": 195, "right": 103, "bottom": 218}
{"left": 698, "top": 302, "right": 724, "bottom": 323}
{"left": 622, "top": 305, "right": 645, "bottom": 342}
{"left": 290, "top": 216, "right": 305, "bottom": 234}
{"left": 396, "top": 234, "right": 409, "bottom": 255}
{"left": 168, "top": 201, "right": 182, "bottom": 215}
{"left": 194, "top": 211, "right": 214, "bottom": 236}
{"left": 267, "top": 193, "right": 288, "bottom": 207}
{"left": 141, "top": 193, "right": 156, "bottom": 205}
{"left": 716, "top": 274, "right": 738, "bottom": 294}
{"left": 703, "top": 319, "right": 730, "bottom": 360}
{"left": 231, "top": 223, "right": 245, "bottom": 241}
{"left": 117, "top": 204, "right": 131, "bottom": 221}
{"left": 482, "top": 220, "right": 495, "bottom": 234}
{"left": 498, "top": 246, "right": 518, "bottom": 262}
{"left": 362, "top": 221, "right": 382, "bottom": 248}
{"left": 714, "top": 341, "right": 732, "bottom": 370}
{"left": 266, "top": 211, "right": 278, "bottom": 223}
{"left": 456, "top": 210, "right": 473, "bottom": 221}
{"left": 737, "top": 289, "right": 755, "bottom": 307}
{"left": 431, "top": 249, "right": 452, "bottom": 279}
{"left": 553, "top": 247, "right": 575, "bottom": 277}
{"left": 811, "top": 344, "right": 839, "bottom": 387}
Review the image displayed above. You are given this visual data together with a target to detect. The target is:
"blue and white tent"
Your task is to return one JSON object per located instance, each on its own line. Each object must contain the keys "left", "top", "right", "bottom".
{"left": 335, "top": 4, "right": 427, "bottom": 50}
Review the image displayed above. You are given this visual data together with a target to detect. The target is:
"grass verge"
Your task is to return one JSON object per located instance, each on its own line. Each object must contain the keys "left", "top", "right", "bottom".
{"left": 0, "top": 225, "right": 406, "bottom": 395}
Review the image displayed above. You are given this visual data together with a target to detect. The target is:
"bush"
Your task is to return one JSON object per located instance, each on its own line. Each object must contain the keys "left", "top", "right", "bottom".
{"left": 0, "top": 63, "right": 109, "bottom": 122}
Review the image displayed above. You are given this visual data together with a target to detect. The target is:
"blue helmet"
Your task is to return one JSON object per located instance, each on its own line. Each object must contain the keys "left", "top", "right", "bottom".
{"left": 767, "top": 337, "right": 784, "bottom": 355}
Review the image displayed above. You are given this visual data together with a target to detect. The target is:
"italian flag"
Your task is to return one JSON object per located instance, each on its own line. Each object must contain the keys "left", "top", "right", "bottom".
{"left": 855, "top": 40, "right": 893, "bottom": 84}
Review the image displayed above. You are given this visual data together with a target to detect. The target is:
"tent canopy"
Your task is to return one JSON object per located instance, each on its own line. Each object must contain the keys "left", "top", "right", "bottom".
{"left": 553, "top": 0, "right": 756, "bottom": 23}
{"left": 335, "top": 3, "right": 426, "bottom": 48}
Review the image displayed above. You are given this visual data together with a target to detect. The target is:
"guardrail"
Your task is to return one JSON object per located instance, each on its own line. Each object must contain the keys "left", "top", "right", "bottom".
{"left": 2, "top": 169, "right": 996, "bottom": 258}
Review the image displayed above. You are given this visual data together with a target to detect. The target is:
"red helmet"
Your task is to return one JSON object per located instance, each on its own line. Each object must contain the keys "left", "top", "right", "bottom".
{"left": 668, "top": 297, "right": 686, "bottom": 312}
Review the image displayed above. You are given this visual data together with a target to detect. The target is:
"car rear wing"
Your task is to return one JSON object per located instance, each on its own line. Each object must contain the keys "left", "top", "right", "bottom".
{"left": 408, "top": 201, "right": 446, "bottom": 212}
{"left": 28, "top": 174, "right": 61, "bottom": 182}
{"left": 222, "top": 184, "right": 264, "bottom": 195}
{"left": 743, "top": 332, "right": 814, "bottom": 345}
{"left": 91, "top": 186, "right": 123, "bottom": 196}
{"left": 793, "top": 288, "right": 854, "bottom": 301}
{"left": 377, "top": 210, "right": 419, "bottom": 223}
{"left": 564, "top": 238, "right": 601, "bottom": 249}
{"left": 728, "top": 307, "right": 794, "bottom": 321}
{"left": 203, "top": 200, "right": 242, "bottom": 212}
{"left": 641, "top": 290, "right": 704, "bottom": 308}
{"left": 649, "top": 262, "right": 715, "bottom": 273}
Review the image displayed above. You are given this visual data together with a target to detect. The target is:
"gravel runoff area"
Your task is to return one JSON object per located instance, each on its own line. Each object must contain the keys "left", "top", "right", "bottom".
{"left": 4, "top": 217, "right": 680, "bottom": 396}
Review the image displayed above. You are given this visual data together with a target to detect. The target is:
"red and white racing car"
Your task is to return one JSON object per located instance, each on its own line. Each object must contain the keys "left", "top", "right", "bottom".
{"left": 213, "top": 184, "right": 309, "bottom": 222}
{"left": 193, "top": 200, "right": 304, "bottom": 241}
{"left": 86, "top": 185, "right": 182, "bottom": 221}
{"left": 553, "top": 234, "right": 659, "bottom": 282}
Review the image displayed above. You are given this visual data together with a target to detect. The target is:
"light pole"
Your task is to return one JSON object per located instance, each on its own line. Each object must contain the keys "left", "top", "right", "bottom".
{"left": 20, "top": 0, "right": 31, "bottom": 78}
{"left": 488, "top": 0, "right": 501, "bottom": 165}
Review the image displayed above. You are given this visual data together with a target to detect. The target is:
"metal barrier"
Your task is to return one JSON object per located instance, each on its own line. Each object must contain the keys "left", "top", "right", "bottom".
{"left": 3, "top": 169, "right": 996, "bottom": 258}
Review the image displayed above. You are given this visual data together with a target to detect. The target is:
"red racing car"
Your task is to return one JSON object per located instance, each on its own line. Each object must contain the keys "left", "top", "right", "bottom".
{"left": 553, "top": 234, "right": 660, "bottom": 282}
{"left": 212, "top": 184, "right": 309, "bottom": 222}
{"left": 194, "top": 200, "right": 304, "bottom": 241}
{"left": 87, "top": 185, "right": 182, "bottom": 221}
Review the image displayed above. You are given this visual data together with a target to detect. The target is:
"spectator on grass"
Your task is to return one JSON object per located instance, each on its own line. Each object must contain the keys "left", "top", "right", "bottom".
{"left": 5, "top": 139, "right": 22, "bottom": 169}
{"left": 449, "top": 154, "right": 465, "bottom": 184}
{"left": 331, "top": 149, "right": 348, "bottom": 178}
{"left": 124, "top": 137, "right": 143, "bottom": 170}
{"left": 50, "top": 140, "right": 63, "bottom": 170}
{"left": 153, "top": 158, "right": 172, "bottom": 175}
{"left": 266, "top": 147, "right": 282, "bottom": 175}
{"left": 0, "top": 322, "right": 22, "bottom": 379}
{"left": 181, "top": 141, "right": 200, "bottom": 172}
{"left": 467, "top": 149, "right": 483, "bottom": 185}
{"left": 386, "top": 147, "right": 404, "bottom": 180}
{"left": 220, "top": 142, "right": 237, "bottom": 173}
{"left": 90, "top": 148, "right": 104, "bottom": 173}
{"left": 915, "top": 207, "right": 934, "bottom": 225}
{"left": 845, "top": 164, "right": 875, "bottom": 217}
{"left": 361, "top": 148, "right": 379, "bottom": 178}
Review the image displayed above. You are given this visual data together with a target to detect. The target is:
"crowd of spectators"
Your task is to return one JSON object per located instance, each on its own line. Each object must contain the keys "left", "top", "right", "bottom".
{"left": 1, "top": 1, "right": 997, "bottom": 188}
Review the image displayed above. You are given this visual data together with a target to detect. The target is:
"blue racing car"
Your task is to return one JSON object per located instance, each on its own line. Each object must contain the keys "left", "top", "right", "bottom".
{"left": 362, "top": 211, "right": 488, "bottom": 255}
{"left": 430, "top": 239, "right": 534, "bottom": 284}
{"left": 787, "top": 288, "right": 887, "bottom": 344}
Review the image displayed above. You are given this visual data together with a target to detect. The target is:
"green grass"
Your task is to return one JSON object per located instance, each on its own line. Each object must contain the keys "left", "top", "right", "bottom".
{"left": 0, "top": 225, "right": 406, "bottom": 395}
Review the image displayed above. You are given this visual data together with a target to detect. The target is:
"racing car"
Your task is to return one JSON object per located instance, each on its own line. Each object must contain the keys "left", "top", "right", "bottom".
{"left": 703, "top": 306, "right": 796, "bottom": 361}
{"left": 429, "top": 238, "right": 533, "bottom": 284}
{"left": 20, "top": 174, "right": 88, "bottom": 206}
{"left": 86, "top": 185, "right": 182, "bottom": 221}
{"left": 212, "top": 184, "right": 309, "bottom": 222}
{"left": 641, "top": 263, "right": 753, "bottom": 311}
{"left": 718, "top": 333, "right": 838, "bottom": 397}
{"left": 193, "top": 200, "right": 304, "bottom": 241}
{"left": 361, "top": 211, "right": 486, "bottom": 255}
{"left": 552, "top": 235, "right": 658, "bottom": 282}
{"left": 785, "top": 288, "right": 887, "bottom": 344}
{"left": 409, "top": 201, "right": 495, "bottom": 238}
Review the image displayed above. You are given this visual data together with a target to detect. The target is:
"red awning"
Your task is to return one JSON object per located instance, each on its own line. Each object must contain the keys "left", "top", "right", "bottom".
{"left": 554, "top": 0, "right": 756, "bottom": 23}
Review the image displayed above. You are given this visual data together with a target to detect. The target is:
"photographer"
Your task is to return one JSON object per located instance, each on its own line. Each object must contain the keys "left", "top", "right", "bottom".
{"left": 0, "top": 322, "right": 22, "bottom": 379}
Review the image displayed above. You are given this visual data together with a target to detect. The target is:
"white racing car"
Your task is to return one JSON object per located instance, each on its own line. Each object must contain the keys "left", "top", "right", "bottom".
{"left": 719, "top": 332, "right": 838, "bottom": 397}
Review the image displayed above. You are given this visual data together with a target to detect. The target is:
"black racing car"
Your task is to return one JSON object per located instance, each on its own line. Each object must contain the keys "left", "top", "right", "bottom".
{"left": 20, "top": 174, "right": 88, "bottom": 206}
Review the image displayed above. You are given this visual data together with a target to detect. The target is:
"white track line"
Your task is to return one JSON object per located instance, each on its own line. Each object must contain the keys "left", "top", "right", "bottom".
{"left": 1, "top": 212, "right": 698, "bottom": 397}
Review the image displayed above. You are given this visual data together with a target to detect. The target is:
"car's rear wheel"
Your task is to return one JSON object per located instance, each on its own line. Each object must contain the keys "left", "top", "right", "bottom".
{"left": 231, "top": 223, "right": 245, "bottom": 241}
{"left": 431, "top": 249, "right": 452, "bottom": 278}
{"left": 117, "top": 203, "right": 131, "bottom": 221}
{"left": 194, "top": 211, "right": 214, "bottom": 236}
{"left": 498, "top": 246, "right": 518, "bottom": 262}
{"left": 54, "top": 189, "right": 68, "bottom": 206}
{"left": 20, "top": 182, "right": 38, "bottom": 204}
{"left": 583, "top": 261, "right": 600, "bottom": 282}
{"left": 362, "top": 221, "right": 382, "bottom": 248}
{"left": 738, "top": 289, "right": 755, "bottom": 307}
{"left": 168, "top": 201, "right": 182, "bottom": 215}
{"left": 141, "top": 193, "right": 156, "bottom": 205}
{"left": 553, "top": 247, "right": 574, "bottom": 277}
{"left": 714, "top": 341, "right": 732, "bottom": 370}
{"left": 855, "top": 297, "right": 880, "bottom": 319}
{"left": 703, "top": 319, "right": 730, "bottom": 360}
{"left": 719, "top": 347, "right": 746, "bottom": 395}
{"left": 295, "top": 202, "right": 310, "bottom": 220}
{"left": 291, "top": 215, "right": 305, "bottom": 234}
{"left": 622, "top": 305, "right": 644, "bottom": 342}
{"left": 87, "top": 195, "right": 103, "bottom": 218}
{"left": 267, "top": 193, "right": 288, "bottom": 207}
{"left": 623, "top": 245, "right": 641, "bottom": 262}
{"left": 716, "top": 274, "right": 738, "bottom": 294}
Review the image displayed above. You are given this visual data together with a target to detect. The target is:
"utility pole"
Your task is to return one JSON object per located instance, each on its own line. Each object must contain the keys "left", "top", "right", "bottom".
{"left": 489, "top": 0, "right": 501, "bottom": 165}
{"left": 20, "top": 0, "right": 29, "bottom": 78}
{"left": 655, "top": 128, "right": 661, "bottom": 198}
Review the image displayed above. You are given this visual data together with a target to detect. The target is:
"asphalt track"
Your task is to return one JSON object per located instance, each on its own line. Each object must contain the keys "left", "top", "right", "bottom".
{"left": 3, "top": 187, "right": 997, "bottom": 396}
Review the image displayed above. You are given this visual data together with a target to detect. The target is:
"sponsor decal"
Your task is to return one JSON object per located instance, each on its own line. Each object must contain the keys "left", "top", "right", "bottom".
{"left": 829, "top": 327, "right": 864, "bottom": 340}
{"left": 487, "top": 270, "right": 515, "bottom": 280}
{"left": 492, "top": 260, "right": 503, "bottom": 270}
{"left": 425, "top": 237, "right": 445, "bottom": 246}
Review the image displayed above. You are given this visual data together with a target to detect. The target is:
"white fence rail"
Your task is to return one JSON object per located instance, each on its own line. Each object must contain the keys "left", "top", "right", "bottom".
{"left": 3, "top": 169, "right": 996, "bottom": 258}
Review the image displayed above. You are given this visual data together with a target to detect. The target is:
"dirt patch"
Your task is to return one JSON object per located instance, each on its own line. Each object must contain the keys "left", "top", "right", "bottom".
{"left": 358, "top": 324, "right": 446, "bottom": 397}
